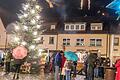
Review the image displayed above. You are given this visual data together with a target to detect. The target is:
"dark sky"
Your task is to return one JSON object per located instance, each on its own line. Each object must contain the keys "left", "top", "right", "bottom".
{"left": 0, "top": 0, "right": 114, "bottom": 26}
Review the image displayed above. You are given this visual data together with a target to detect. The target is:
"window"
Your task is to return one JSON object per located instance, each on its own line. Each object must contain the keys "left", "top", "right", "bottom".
{"left": 39, "top": 37, "right": 43, "bottom": 44}
{"left": 71, "top": 25, "right": 74, "bottom": 30}
{"left": 63, "top": 38, "right": 70, "bottom": 46}
{"left": 51, "top": 25, "right": 55, "bottom": 30}
{"left": 65, "top": 25, "right": 69, "bottom": 30}
{"left": 80, "top": 24, "right": 86, "bottom": 30}
{"left": 91, "top": 26, "right": 96, "bottom": 30}
{"left": 90, "top": 39, "right": 95, "bottom": 46}
{"left": 90, "top": 39, "right": 102, "bottom": 46}
{"left": 97, "top": 26, "right": 102, "bottom": 30}
{"left": 96, "top": 39, "right": 102, "bottom": 46}
{"left": 114, "top": 49, "right": 118, "bottom": 51}
{"left": 91, "top": 23, "right": 103, "bottom": 30}
{"left": 114, "top": 37, "right": 119, "bottom": 46}
{"left": 76, "top": 38, "right": 84, "bottom": 46}
{"left": 49, "top": 37, "right": 54, "bottom": 44}
{"left": 76, "top": 25, "right": 79, "bottom": 30}
{"left": 64, "top": 23, "right": 86, "bottom": 31}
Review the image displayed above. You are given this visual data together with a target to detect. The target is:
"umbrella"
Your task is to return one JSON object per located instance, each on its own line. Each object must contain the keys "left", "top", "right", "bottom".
{"left": 64, "top": 51, "right": 78, "bottom": 61}
{"left": 12, "top": 46, "right": 27, "bottom": 59}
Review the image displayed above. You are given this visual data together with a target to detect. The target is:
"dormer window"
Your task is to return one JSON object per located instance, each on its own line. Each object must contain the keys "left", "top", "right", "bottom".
{"left": 71, "top": 25, "right": 74, "bottom": 30}
{"left": 65, "top": 25, "right": 69, "bottom": 30}
{"left": 80, "top": 24, "right": 86, "bottom": 30}
{"left": 76, "top": 25, "right": 79, "bottom": 30}
{"left": 65, "top": 22, "right": 86, "bottom": 31}
{"left": 91, "top": 23, "right": 103, "bottom": 30}
{"left": 51, "top": 25, "right": 55, "bottom": 30}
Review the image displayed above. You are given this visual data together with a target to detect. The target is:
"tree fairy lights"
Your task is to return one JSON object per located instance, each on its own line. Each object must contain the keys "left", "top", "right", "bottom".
{"left": 10, "top": 0, "right": 45, "bottom": 55}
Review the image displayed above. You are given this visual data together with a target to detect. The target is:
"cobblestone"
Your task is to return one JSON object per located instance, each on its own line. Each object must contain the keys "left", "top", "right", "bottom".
{"left": 0, "top": 72, "right": 53, "bottom": 80}
{"left": 0, "top": 72, "right": 104, "bottom": 80}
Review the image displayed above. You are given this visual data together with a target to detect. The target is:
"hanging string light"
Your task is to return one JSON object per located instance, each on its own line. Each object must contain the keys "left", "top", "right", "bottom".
{"left": 21, "top": 41, "right": 27, "bottom": 46}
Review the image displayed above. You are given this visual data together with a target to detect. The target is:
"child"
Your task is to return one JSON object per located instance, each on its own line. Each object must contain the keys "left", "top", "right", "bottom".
{"left": 62, "top": 60, "right": 72, "bottom": 80}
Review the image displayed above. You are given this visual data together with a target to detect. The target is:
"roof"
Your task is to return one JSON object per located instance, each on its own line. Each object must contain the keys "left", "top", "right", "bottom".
{"left": 6, "top": 16, "right": 120, "bottom": 35}
{"left": 42, "top": 16, "right": 116, "bottom": 35}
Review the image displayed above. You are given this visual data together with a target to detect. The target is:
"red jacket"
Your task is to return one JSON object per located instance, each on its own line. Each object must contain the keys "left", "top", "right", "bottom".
{"left": 115, "top": 60, "right": 120, "bottom": 80}
{"left": 61, "top": 55, "right": 66, "bottom": 69}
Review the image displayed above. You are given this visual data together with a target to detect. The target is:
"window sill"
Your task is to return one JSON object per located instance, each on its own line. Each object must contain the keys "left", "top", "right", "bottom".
{"left": 88, "top": 46, "right": 102, "bottom": 47}
{"left": 75, "top": 45, "right": 85, "bottom": 47}
{"left": 63, "top": 45, "right": 71, "bottom": 46}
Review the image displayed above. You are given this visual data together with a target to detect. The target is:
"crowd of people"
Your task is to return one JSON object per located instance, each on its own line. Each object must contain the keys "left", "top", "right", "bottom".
{"left": 45, "top": 51, "right": 113, "bottom": 80}
{"left": 44, "top": 51, "right": 78, "bottom": 80}
{"left": 1, "top": 49, "right": 120, "bottom": 80}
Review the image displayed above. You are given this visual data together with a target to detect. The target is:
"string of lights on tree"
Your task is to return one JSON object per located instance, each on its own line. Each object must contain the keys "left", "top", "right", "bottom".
{"left": 106, "top": 0, "right": 120, "bottom": 20}
{"left": 10, "top": 0, "right": 45, "bottom": 57}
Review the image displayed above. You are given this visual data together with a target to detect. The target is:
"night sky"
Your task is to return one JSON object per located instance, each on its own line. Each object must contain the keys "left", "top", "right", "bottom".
{"left": 0, "top": 0, "right": 115, "bottom": 26}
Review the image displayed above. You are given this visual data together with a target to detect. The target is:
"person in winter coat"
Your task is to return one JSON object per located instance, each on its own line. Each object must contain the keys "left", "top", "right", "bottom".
{"left": 73, "top": 61, "right": 77, "bottom": 77}
{"left": 115, "top": 59, "right": 120, "bottom": 80}
{"left": 4, "top": 52, "right": 12, "bottom": 75}
{"left": 61, "top": 51, "right": 66, "bottom": 80}
{"left": 54, "top": 52, "right": 62, "bottom": 80}
{"left": 87, "top": 53, "right": 97, "bottom": 80}
{"left": 64, "top": 60, "right": 73, "bottom": 80}
{"left": 13, "top": 59, "right": 24, "bottom": 79}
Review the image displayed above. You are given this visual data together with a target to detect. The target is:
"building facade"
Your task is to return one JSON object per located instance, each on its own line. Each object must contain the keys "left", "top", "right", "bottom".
{"left": 5, "top": 18, "right": 120, "bottom": 63}
{"left": 0, "top": 18, "right": 7, "bottom": 50}
{"left": 39, "top": 20, "right": 120, "bottom": 63}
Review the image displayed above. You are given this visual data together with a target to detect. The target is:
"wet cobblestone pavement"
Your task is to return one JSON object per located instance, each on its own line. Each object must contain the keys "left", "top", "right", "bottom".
{"left": 0, "top": 72, "right": 104, "bottom": 80}
{"left": 0, "top": 72, "right": 53, "bottom": 80}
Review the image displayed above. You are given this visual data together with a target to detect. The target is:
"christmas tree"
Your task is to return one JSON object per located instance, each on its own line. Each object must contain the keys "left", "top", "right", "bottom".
{"left": 106, "top": 0, "right": 120, "bottom": 20}
{"left": 9, "top": 0, "right": 45, "bottom": 73}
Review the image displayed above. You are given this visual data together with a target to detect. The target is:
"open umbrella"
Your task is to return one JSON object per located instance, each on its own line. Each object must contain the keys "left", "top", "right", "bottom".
{"left": 12, "top": 46, "right": 27, "bottom": 59}
{"left": 64, "top": 51, "right": 78, "bottom": 61}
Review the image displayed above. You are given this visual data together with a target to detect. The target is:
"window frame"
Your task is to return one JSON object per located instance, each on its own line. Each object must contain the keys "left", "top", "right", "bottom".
{"left": 65, "top": 23, "right": 86, "bottom": 31}
{"left": 90, "top": 38, "right": 102, "bottom": 46}
{"left": 39, "top": 37, "right": 44, "bottom": 44}
{"left": 63, "top": 38, "right": 70, "bottom": 46}
{"left": 76, "top": 38, "right": 84, "bottom": 46}
{"left": 114, "top": 37, "right": 119, "bottom": 46}
{"left": 91, "top": 23, "right": 103, "bottom": 30}
{"left": 49, "top": 37, "right": 54, "bottom": 44}
{"left": 51, "top": 25, "right": 56, "bottom": 30}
